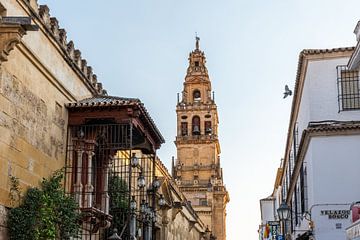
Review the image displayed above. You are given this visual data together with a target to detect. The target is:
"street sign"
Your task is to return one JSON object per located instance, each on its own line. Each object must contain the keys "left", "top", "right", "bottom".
{"left": 268, "top": 221, "right": 280, "bottom": 226}
{"left": 277, "top": 235, "right": 284, "bottom": 240}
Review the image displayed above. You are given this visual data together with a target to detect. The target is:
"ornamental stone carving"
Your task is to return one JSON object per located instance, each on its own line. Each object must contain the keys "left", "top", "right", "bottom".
{"left": 0, "top": 24, "right": 26, "bottom": 63}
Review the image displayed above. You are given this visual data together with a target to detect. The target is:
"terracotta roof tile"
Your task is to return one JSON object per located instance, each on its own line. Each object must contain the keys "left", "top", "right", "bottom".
{"left": 307, "top": 120, "right": 360, "bottom": 133}
{"left": 301, "top": 47, "right": 355, "bottom": 55}
{"left": 67, "top": 95, "right": 165, "bottom": 144}
{"left": 67, "top": 95, "right": 140, "bottom": 108}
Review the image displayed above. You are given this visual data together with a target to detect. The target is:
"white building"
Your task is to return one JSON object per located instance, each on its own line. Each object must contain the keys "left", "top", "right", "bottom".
{"left": 258, "top": 167, "right": 283, "bottom": 240}
{"left": 260, "top": 21, "right": 360, "bottom": 240}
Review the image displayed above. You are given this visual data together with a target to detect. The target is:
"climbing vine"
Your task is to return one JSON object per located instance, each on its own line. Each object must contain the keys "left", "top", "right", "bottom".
{"left": 8, "top": 175, "right": 21, "bottom": 207}
{"left": 7, "top": 169, "right": 81, "bottom": 240}
{"left": 109, "top": 174, "right": 129, "bottom": 235}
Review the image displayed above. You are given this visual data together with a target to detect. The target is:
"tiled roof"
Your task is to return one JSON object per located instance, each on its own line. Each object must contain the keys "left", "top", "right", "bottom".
{"left": 67, "top": 95, "right": 165, "bottom": 144}
{"left": 307, "top": 121, "right": 360, "bottom": 133}
{"left": 67, "top": 95, "right": 140, "bottom": 108}
{"left": 301, "top": 47, "right": 355, "bottom": 55}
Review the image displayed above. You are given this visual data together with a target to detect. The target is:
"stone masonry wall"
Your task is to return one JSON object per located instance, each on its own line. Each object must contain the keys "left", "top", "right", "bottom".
{"left": 0, "top": 0, "right": 107, "bottom": 238}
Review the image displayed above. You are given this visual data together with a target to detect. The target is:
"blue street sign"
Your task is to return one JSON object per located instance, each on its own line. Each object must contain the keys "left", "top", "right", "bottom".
{"left": 277, "top": 235, "right": 284, "bottom": 240}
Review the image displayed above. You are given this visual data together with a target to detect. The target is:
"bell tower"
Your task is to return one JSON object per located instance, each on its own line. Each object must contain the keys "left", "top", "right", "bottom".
{"left": 172, "top": 38, "right": 229, "bottom": 240}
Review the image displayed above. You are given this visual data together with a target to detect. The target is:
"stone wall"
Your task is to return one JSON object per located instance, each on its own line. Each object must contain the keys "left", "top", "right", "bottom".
{"left": 0, "top": 0, "right": 107, "bottom": 238}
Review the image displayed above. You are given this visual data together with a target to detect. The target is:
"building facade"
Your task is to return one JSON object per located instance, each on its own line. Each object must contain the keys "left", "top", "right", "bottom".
{"left": 259, "top": 21, "right": 360, "bottom": 240}
{"left": 172, "top": 38, "right": 229, "bottom": 240}
{"left": 0, "top": 0, "right": 105, "bottom": 237}
{"left": 0, "top": 1, "right": 209, "bottom": 239}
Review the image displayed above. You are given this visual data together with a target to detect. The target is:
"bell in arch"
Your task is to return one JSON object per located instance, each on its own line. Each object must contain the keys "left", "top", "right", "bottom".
{"left": 193, "top": 125, "right": 200, "bottom": 135}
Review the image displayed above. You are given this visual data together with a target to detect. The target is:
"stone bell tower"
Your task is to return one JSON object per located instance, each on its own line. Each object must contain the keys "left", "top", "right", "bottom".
{"left": 172, "top": 37, "right": 229, "bottom": 240}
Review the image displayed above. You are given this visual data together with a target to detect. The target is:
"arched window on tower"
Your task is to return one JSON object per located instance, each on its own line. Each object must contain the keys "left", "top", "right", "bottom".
{"left": 193, "top": 90, "right": 201, "bottom": 102}
{"left": 181, "top": 122, "right": 188, "bottom": 136}
{"left": 205, "top": 121, "right": 212, "bottom": 135}
{"left": 192, "top": 116, "right": 200, "bottom": 135}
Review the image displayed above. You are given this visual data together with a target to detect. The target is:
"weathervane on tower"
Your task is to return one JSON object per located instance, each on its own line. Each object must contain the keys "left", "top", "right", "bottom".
{"left": 195, "top": 32, "right": 200, "bottom": 50}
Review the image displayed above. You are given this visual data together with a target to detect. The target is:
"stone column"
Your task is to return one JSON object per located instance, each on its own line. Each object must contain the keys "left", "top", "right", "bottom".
{"left": 102, "top": 161, "right": 111, "bottom": 214}
{"left": 74, "top": 150, "right": 83, "bottom": 208}
{"left": 84, "top": 151, "right": 94, "bottom": 208}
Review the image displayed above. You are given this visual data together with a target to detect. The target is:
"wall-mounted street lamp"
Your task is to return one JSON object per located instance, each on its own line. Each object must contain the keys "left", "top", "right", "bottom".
{"left": 152, "top": 176, "right": 160, "bottom": 189}
{"left": 158, "top": 194, "right": 166, "bottom": 207}
{"left": 277, "top": 201, "right": 290, "bottom": 239}
{"left": 131, "top": 153, "right": 139, "bottom": 168}
{"left": 137, "top": 174, "right": 146, "bottom": 188}
{"left": 277, "top": 201, "right": 291, "bottom": 221}
{"left": 130, "top": 196, "right": 137, "bottom": 211}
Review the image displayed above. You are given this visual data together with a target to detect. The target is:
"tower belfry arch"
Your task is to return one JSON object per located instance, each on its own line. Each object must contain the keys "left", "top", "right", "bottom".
{"left": 172, "top": 38, "right": 229, "bottom": 240}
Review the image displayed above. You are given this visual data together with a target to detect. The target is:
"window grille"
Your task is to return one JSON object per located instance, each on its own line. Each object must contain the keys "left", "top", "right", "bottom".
{"left": 65, "top": 123, "right": 157, "bottom": 239}
{"left": 337, "top": 65, "right": 360, "bottom": 111}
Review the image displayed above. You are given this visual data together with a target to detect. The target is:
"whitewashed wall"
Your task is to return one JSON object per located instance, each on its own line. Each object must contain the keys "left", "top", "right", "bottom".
{"left": 260, "top": 199, "right": 275, "bottom": 224}
{"left": 297, "top": 57, "right": 360, "bottom": 136}
{"left": 294, "top": 135, "right": 360, "bottom": 240}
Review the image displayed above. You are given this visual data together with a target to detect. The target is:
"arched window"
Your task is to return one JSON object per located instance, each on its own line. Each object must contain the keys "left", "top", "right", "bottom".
{"left": 192, "top": 116, "right": 200, "bottom": 135}
{"left": 205, "top": 121, "right": 212, "bottom": 135}
{"left": 193, "top": 90, "right": 201, "bottom": 101}
{"left": 181, "top": 122, "right": 188, "bottom": 136}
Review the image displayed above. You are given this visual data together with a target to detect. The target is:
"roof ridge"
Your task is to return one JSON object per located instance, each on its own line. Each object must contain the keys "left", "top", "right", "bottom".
{"left": 301, "top": 46, "right": 355, "bottom": 55}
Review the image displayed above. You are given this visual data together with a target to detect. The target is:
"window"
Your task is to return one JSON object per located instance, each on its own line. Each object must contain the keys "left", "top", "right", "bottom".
{"left": 181, "top": 122, "right": 188, "bottom": 136}
{"left": 300, "top": 164, "right": 308, "bottom": 214}
{"left": 199, "top": 198, "right": 207, "bottom": 206}
{"left": 337, "top": 65, "right": 360, "bottom": 111}
{"left": 192, "top": 116, "right": 200, "bottom": 135}
{"left": 205, "top": 121, "right": 212, "bottom": 134}
{"left": 193, "top": 90, "right": 201, "bottom": 101}
{"left": 194, "top": 61, "right": 199, "bottom": 67}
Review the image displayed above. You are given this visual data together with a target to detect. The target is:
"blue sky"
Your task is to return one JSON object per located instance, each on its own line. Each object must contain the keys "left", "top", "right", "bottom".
{"left": 40, "top": 0, "right": 360, "bottom": 238}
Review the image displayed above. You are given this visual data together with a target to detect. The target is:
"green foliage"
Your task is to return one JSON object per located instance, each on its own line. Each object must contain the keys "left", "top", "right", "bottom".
{"left": 109, "top": 175, "right": 129, "bottom": 233}
{"left": 7, "top": 170, "right": 81, "bottom": 240}
{"left": 8, "top": 175, "right": 21, "bottom": 207}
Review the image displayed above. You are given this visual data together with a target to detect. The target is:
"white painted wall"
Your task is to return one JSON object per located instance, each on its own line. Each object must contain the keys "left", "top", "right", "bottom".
{"left": 294, "top": 135, "right": 360, "bottom": 240}
{"left": 260, "top": 199, "right": 275, "bottom": 224}
{"left": 296, "top": 57, "right": 360, "bottom": 137}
